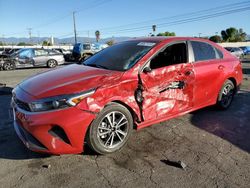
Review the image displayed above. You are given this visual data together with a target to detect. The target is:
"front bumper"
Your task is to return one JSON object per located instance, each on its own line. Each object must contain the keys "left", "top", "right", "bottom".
{"left": 12, "top": 102, "right": 96, "bottom": 154}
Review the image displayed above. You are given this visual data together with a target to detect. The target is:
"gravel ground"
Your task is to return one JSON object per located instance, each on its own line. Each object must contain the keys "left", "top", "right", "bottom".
{"left": 0, "top": 63, "right": 249, "bottom": 188}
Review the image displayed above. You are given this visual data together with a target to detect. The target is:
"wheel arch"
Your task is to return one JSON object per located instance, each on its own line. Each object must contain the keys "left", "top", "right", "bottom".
{"left": 227, "top": 77, "right": 237, "bottom": 94}
{"left": 217, "top": 77, "right": 237, "bottom": 101}
{"left": 47, "top": 58, "right": 58, "bottom": 63}
{"left": 107, "top": 100, "right": 139, "bottom": 129}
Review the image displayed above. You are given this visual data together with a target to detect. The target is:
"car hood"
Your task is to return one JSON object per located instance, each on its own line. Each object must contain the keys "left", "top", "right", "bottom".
{"left": 19, "top": 64, "right": 123, "bottom": 99}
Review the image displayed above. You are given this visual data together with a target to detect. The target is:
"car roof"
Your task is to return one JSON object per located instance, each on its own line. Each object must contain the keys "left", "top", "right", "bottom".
{"left": 128, "top": 36, "right": 211, "bottom": 42}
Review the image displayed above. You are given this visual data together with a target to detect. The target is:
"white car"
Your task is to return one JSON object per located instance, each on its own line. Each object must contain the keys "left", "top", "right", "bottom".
{"left": 225, "top": 47, "right": 244, "bottom": 59}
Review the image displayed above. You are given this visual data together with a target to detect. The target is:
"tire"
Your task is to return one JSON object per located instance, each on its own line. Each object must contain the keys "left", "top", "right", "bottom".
{"left": 216, "top": 80, "right": 235, "bottom": 110}
{"left": 3, "top": 61, "right": 15, "bottom": 71}
{"left": 47, "top": 59, "right": 58, "bottom": 68}
{"left": 86, "top": 103, "right": 133, "bottom": 154}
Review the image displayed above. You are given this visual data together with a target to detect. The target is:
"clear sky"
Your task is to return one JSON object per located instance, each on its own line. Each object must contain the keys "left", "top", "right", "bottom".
{"left": 0, "top": 0, "right": 249, "bottom": 38}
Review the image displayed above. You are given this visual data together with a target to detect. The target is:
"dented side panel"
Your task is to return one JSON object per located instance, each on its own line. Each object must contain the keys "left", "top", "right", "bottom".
{"left": 140, "top": 63, "right": 195, "bottom": 121}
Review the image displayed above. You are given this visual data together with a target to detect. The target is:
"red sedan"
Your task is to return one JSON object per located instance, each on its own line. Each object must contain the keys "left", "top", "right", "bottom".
{"left": 12, "top": 37, "right": 242, "bottom": 154}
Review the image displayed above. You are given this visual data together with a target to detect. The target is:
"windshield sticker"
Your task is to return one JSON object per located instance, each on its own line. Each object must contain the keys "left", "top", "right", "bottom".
{"left": 137, "top": 42, "right": 156, "bottom": 47}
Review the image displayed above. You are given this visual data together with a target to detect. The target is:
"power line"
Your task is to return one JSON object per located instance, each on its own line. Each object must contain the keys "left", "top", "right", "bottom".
{"left": 77, "top": 0, "right": 250, "bottom": 34}
{"left": 31, "top": 0, "right": 112, "bottom": 30}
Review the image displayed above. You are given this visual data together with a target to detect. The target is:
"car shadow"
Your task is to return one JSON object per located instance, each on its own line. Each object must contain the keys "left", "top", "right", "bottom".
{"left": 190, "top": 90, "right": 250, "bottom": 153}
{"left": 0, "top": 93, "right": 49, "bottom": 160}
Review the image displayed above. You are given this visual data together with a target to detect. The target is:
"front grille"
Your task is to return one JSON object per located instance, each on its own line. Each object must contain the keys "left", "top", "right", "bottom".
{"left": 14, "top": 98, "right": 31, "bottom": 111}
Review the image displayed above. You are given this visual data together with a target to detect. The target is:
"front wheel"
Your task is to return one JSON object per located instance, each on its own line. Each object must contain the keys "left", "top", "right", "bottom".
{"left": 216, "top": 80, "right": 235, "bottom": 110}
{"left": 3, "top": 62, "right": 15, "bottom": 71}
{"left": 86, "top": 103, "right": 133, "bottom": 154}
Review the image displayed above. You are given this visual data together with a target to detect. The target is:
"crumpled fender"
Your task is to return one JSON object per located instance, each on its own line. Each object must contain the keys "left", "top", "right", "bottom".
{"left": 76, "top": 78, "right": 141, "bottom": 122}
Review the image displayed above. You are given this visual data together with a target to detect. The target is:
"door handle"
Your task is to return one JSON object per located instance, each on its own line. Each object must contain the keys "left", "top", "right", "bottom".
{"left": 218, "top": 65, "right": 225, "bottom": 70}
{"left": 159, "top": 81, "right": 185, "bottom": 93}
{"left": 185, "top": 70, "right": 193, "bottom": 76}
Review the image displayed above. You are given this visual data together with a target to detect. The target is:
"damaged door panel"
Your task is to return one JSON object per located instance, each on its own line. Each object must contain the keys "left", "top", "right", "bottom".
{"left": 140, "top": 63, "right": 195, "bottom": 121}
{"left": 138, "top": 41, "right": 195, "bottom": 121}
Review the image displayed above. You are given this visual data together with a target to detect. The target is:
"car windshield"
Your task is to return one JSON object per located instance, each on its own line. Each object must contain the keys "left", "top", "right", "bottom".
{"left": 82, "top": 41, "right": 156, "bottom": 71}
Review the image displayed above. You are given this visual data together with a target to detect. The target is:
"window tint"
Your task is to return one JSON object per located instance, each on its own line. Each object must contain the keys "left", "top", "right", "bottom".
{"left": 150, "top": 42, "right": 187, "bottom": 70}
{"left": 191, "top": 41, "right": 216, "bottom": 61}
{"left": 215, "top": 48, "right": 223, "bottom": 59}
{"left": 83, "top": 41, "right": 156, "bottom": 71}
{"left": 19, "top": 49, "right": 34, "bottom": 58}
{"left": 35, "top": 49, "right": 48, "bottom": 56}
{"left": 48, "top": 50, "right": 60, "bottom": 55}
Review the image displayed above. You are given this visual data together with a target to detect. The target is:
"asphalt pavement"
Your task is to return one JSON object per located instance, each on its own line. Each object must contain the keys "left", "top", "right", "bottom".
{"left": 0, "top": 63, "right": 249, "bottom": 188}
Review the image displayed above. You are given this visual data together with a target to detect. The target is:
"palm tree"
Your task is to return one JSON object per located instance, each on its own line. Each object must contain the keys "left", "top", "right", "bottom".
{"left": 95, "top": 30, "right": 100, "bottom": 42}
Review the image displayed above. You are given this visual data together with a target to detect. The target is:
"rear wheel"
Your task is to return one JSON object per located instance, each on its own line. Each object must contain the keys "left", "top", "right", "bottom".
{"left": 3, "top": 62, "right": 15, "bottom": 71}
{"left": 47, "top": 59, "right": 57, "bottom": 68}
{"left": 86, "top": 103, "right": 133, "bottom": 154}
{"left": 216, "top": 80, "right": 235, "bottom": 110}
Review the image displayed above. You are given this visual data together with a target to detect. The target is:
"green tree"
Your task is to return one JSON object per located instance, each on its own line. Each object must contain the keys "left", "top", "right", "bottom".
{"left": 95, "top": 30, "right": 100, "bottom": 42}
{"left": 106, "top": 40, "right": 114, "bottom": 46}
{"left": 17, "top": 42, "right": 27, "bottom": 46}
{"left": 209, "top": 35, "right": 222, "bottom": 43}
{"left": 221, "top": 27, "right": 247, "bottom": 42}
{"left": 157, "top": 31, "right": 176, "bottom": 36}
{"left": 42, "top": 40, "right": 51, "bottom": 46}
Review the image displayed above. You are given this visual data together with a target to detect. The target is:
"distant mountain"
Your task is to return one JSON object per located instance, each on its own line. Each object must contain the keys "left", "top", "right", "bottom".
{"left": 0, "top": 36, "right": 131, "bottom": 45}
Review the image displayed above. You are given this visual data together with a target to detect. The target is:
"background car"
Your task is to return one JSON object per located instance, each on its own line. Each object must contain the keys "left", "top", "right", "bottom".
{"left": 72, "top": 42, "right": 108, "bottom": 62}
{"left": 0, "top": 48, "right": 65, "bottom": 70}
{"left": 52, "top": 48, "right": 73, "bottom": 62}
{"left": 225, "top": 47, "right": 244, "bottom": 59}
{"left": 239, "top": 46, "right": 250, "bottom": 55}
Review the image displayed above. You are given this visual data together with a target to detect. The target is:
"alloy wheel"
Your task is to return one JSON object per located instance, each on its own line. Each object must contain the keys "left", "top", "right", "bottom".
{"left": 97, "top": 111, "right": 129, "bottom": 149}
{"left": 220, "top": 83, "right": 234, "bottom": 108}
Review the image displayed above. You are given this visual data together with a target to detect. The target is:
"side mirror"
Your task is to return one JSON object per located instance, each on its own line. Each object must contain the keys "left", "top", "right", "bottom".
{"left": 143, "top": 67, "right": 152, "bottom": 73}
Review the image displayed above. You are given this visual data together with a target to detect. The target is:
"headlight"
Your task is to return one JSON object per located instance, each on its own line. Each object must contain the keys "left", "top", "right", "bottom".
{"left": 28, "top": 89, "right": 95, "bottom": 112}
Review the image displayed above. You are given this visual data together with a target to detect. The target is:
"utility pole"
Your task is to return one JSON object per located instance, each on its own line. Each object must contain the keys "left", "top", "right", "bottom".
{"left": 87, "top": 31, "right": 90, "bottom": 42}
{"left": 2, "top": 34, "right": 5, "bottom": 46}
{"left": 27, "top": 28, "right": 32, "bottom": 44}
{"left": 37, "top": 31, "right": 40, "bottom": 45}
{"left": 73, "top": 11, "right": 77, "bottom": 44}
{"left": 152, "top": 25, "right": 156, "bottom": 36}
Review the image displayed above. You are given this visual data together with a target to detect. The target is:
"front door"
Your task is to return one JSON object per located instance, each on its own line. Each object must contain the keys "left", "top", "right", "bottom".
{"left": 139, "top": 42, "right": 195, "bottom": 121}
{"left": 17, "top": 49, "right": 34, "bottom": 66}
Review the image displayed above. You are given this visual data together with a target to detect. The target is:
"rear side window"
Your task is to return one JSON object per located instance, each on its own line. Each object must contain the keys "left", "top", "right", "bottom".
{"left": 191, "top": 41, "right": 216, "bottom": 61}
{"left": 215, "top": 48, "right": 223, "bottom": 59}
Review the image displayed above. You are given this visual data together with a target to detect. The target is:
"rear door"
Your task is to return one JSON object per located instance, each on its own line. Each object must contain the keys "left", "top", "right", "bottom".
{"left": 139, "top": 41, "right": 195, "bottom": 121}
{"left": 33, "top": 49, "right": 49, "bottom": 66}
{"left": 189, "top": 40, "right": 225, "bottom": 108}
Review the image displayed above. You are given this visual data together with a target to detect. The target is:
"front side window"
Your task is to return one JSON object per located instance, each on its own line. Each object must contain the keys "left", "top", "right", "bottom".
{"left": 150, "top": 42, "right": 187, "bottom": 70}
{"left": 191, "top": 41, "right": 216, "bottom": 61}
{"left": 18, "top": 49, "right": 34, "bottom": 58}
{"left": 83, "top": 41, "right": 157, "bottom": 71}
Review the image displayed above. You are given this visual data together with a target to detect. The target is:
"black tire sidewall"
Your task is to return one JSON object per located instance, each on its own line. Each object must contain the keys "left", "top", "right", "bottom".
{"left": 87, "top": 103, "right": 133, "bottom": 154}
